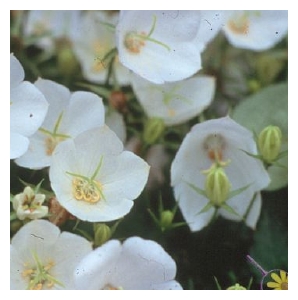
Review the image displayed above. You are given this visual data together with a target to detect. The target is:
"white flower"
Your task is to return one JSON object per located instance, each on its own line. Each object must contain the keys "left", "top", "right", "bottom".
{"left": 74, "top": 236, "right": 182, "bottom": 290}
{"left": 116, "top": 10, "right": 203, "bottom": 84}
{"left": 23, "top": 10, "right": 80, "bottom": 52}
{"left": 171, "top": 116, "right": 270, "bottom": 232}
{"left": 131, "top": 74, "right": 215, "bottom": 126}
{"left": 72, "top": 11, "right": 131, "bottom": 85}
{"left": 10, "top": 54, "right": 48, "bottom": 159}
{"left": 49, "top": 126, "right": 150, "bottom": 222}
{"left": 10, "top": 219, "right": 92, "bottom": 290}
{"left": 12, "top": 186, "right": 48, "bottom": 220}
{"left": 15, "top": 78, "right": 105, "bottom": 169}
{"left": 222, "top": 10, "right": 288, "bottom": 51}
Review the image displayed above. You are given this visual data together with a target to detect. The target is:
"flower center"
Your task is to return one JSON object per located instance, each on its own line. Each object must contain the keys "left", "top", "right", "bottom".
{"left": 39, "top": 112, "right": 71, "bottom": 156}
{"left": 72, "top": 177, "right": 103, "bottom": 203}
{"left": 227, "top": 14, "right": 249, "bottom": 35}
{"left": 124, "top": 31, "right": 146, "bottom": 54}
{"left": 67, "top": 156, "right": 105, "bottom": 204}
{"left": 45, "top": 135, "right": 66, "bottom": 156}
{"left": 123, "top": 15, "right": 170, "bottom": 55}
{"left": 22, "top": 252, "right": 63, "bottom": 290}
{"left": 203, "top": 134, "right": 225, "bottom": 162}
{"left": 281, "top": 282, "right": 288, "bottom": 290}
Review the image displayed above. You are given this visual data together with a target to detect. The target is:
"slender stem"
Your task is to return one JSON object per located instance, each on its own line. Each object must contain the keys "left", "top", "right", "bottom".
{"left": 246, "top": 255, "right": 268, "bottom": 276}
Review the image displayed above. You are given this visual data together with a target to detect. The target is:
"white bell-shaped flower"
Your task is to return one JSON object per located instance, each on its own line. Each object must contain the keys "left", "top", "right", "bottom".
{"left": 74, "top": 236, "right": 182, "bottom": 290}
{"left": 49, "top": 126, "right": 150, "bottom": 222}
{"left": 131, "top": 74, "right": 215, "bottom": 126}
{"left": 15, "top": 78, "right": 105, "bottom": 169}
{"left": 116, "top": 10, "right": 203, "bottom": 84}
{"left": 10, "top": 219, "right": 92, "bottom": 290}
{"left": 171, "top": 116, "right": 270, "bottom": 232}
{"left": 222, "top": 10, "right": 288, "bottom": 51}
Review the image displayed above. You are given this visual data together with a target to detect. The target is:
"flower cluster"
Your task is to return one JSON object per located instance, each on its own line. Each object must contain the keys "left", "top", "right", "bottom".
{"left": 10, "top": 10, "right": 288, "bottom": 290}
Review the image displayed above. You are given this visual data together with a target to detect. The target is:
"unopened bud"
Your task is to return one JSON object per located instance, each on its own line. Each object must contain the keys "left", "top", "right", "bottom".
{"left": 94, "top": 223, "right": 112, "bottom": 247}
{"left": 258, "top": 125, "right": 282, "bottom": 163}
{"left": 160, "top": 210, "right": 174, "bottom": 230}
{"left": 56, "top": 40, "right": 79, "bottom": 77}
{"left": 204, "top": 165, "right": 231, "bottom": 206}
{"left": 226, "top": 283, "right": 246, "bottom": 290}
{"left": 143, "top": 118, "right": 165, "bottom": 145}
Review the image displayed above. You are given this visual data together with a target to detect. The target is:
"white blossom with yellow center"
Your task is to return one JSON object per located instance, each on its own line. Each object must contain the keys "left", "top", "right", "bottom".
{"left": 74, "top": 237, "right": 182, "bottom": 290}
{"left": 171, "top": 117, "right": 270, "bottom": 232}
{"left": 116, "top": 10, "right": 204, "bottom": 84}
{"left": 10, "top": 54, "right": 48, "bottom": 159}
{"left": 131, "top": 74, "right": 215, "bottom": 126}
{"left": 71, "top": 11, "right": 131, "bottom": 85}
{"left": 222, "top": 10, "right": 288, "bottom": 51}
{"left": 10, "top": 219, "right": 92, "bottom": 290}
{"left": 49, "top": 126, "right": 150, "bottom": 222}
{"left": 15, "top": 79, "right": 105, "bottom": 169}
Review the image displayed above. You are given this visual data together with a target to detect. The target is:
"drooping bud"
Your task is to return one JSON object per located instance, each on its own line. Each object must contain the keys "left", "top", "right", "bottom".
{"left": 258, "top": 125, "right": 282, "bottom": 164}
{"left": 94, "top": 223, "right": 112, "bottom": 247}
{"left": 204, "top": 164, "right": 231, "bottom": 207}
{"left": 143, "top": 117, "right": 165, "bottom": 145}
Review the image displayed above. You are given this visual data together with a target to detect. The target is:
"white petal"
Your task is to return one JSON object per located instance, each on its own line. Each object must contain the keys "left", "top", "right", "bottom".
{"left": 52, "top": 231, "right": 92, "bottom": 289}
{"left": 223, "top": 10, "right": 288, "bottom": 51}
{"left": 100, "top": 151, "right": 150, "bottom": 200}
{"left": 74, "top": 240, "right": 121, "bottom": 289}
{"left": 116, "top": 10, "right": 202, "bottom": 83}
{"left": 10, "top": 54, "right": 24, "bottom": 88}
{"left": 132, "top": 74, "right": 215, "bottom": 125}
{"left": 10, "top": 132, "right": 29, "bottom": 159}
{"left": 15, "top": 132, "right": 52, "bottom": 169}
{"left": 108, "top": 237, "right": 178, "bottom": 290}
{"left": 62, "top": 91, "right": 105, "bottom": 136}
{"left": 11, "top": 81, "right": 48, "bottom": 136}
{"left": 34, "top": 78, "right": 70, "bottom": 128}
{"left": 196, "top": 11, "right": 228, "bottom": 47}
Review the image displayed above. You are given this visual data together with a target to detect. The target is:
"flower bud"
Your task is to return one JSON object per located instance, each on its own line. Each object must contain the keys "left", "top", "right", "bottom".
{"left": 204, "top": 165, "right": 231, "bottom": 207}
{"left": 94, "top": 223, "right": 112, "bottom": 247}
{"left": 258, "top": 125, "right": 282, "bottom": 163}
{"left": 143, "top": 118, "right": 165, "bottom": 145}
{"left": 226, "top": 283, "right": 246, "bottom": 290}
{"left": 160, "top": 210, "right": 174, "bottom": 230}
{"left": 56, "top": 39, "right": 79, "bottom": 77}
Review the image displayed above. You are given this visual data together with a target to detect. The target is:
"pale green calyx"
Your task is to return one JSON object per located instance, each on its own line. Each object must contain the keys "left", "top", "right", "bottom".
{"left": 203, "top": 163, "right": 231, "bottom": 207}
{"left": 143, "top": 117, "right": 165, "bottom": 145}
{"left": 94, "top": 223, "right": 112, "bottom": 247}
{"left": 258, "top": 125, "right": 282, "bottom": 163}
